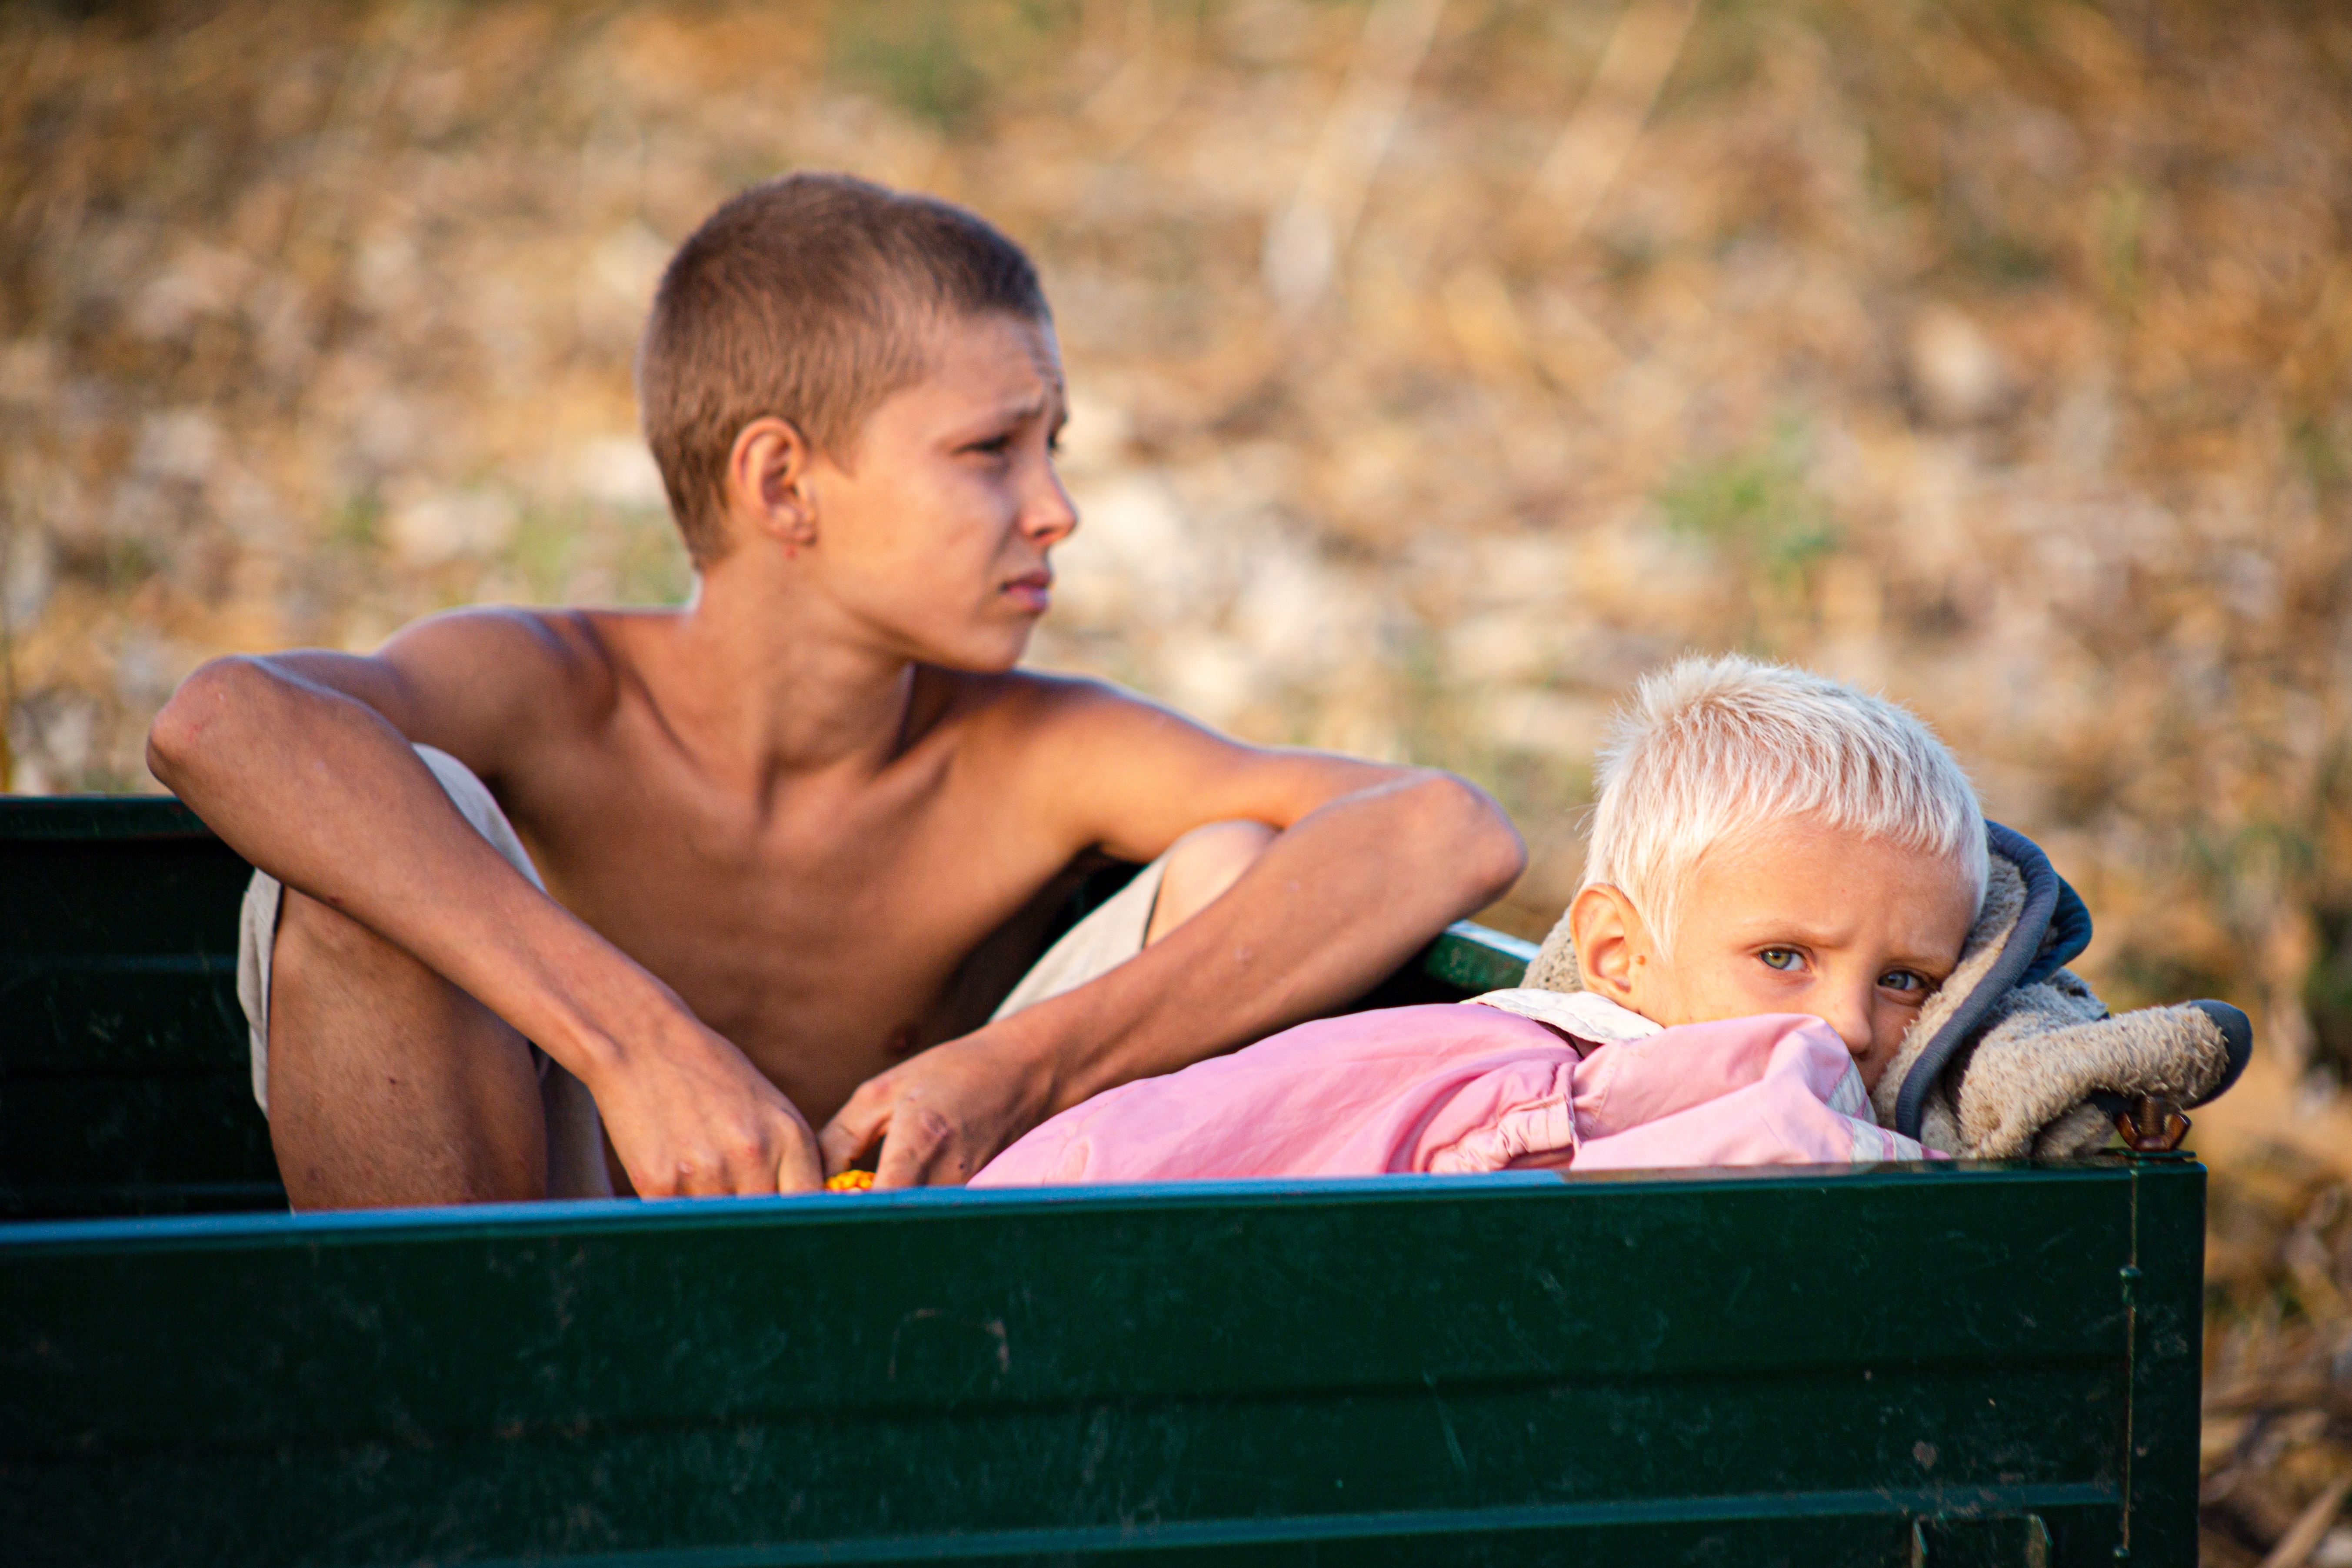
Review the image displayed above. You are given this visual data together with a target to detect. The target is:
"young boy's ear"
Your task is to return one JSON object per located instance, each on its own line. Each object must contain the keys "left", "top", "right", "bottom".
{"left": 726, "top": 416, "right": 820, "bottom": 554}
{"left": 1569, "top": 884, "right": 1650, "bottom": 1006}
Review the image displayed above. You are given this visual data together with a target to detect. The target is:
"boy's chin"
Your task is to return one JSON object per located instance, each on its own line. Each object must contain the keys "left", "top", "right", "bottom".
{"left": 914, "top": 627, "right": 1034, "bottom": 674}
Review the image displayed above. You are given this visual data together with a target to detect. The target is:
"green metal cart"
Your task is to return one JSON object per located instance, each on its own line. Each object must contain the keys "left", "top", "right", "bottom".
{"left": 0, "top": 798, "right": 2204, "bottom": 1566}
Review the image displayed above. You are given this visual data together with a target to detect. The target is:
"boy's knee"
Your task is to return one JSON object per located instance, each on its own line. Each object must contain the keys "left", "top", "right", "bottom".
{"left": 272, "top": 888, "right": 450, "bottom": 1015}
{"left": 274, "top": 887, "right": 394, "bottom": 975}
{"left": 1149, "top": 819, "right": 1277, "bottom": 943}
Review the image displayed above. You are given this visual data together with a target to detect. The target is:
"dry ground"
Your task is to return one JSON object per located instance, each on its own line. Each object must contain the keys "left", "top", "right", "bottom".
{"left": 4, "top": 3, "right": 2350, "bottom": 1558}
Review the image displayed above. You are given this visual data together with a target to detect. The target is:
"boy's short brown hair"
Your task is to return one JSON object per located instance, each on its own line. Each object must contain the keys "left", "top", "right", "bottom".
{"left": 638, "top": 173, "right": 1049, "bottom": 563}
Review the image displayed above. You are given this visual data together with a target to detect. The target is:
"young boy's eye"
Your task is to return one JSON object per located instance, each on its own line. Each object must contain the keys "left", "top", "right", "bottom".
{"left": 1879, "top": 969, "right": 1930, "bottom": 996}
{"left": 1758, "top": 948, "right": 1803, "bottom": 972}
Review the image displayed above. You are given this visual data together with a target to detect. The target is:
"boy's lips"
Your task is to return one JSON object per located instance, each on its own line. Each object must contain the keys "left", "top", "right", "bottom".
{"left": 1003, "top": 571, "right": 1053, "bottom": 613}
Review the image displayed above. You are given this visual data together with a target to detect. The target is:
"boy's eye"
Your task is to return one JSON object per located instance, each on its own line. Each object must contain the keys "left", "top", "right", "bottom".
{"left": 1758, "top": 948, "right": 1803, "bottom": 972}
{"left": 1879, "top": 969, "right": 1930, "bottom": 996}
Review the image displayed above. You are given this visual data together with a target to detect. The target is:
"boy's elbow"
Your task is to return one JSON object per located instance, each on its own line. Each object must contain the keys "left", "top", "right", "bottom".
{"left": 1403, "top": 770, "right": 1527, "bottom": 901}
{"left": 147, "top": 657, "right": 257, "bottom": 788}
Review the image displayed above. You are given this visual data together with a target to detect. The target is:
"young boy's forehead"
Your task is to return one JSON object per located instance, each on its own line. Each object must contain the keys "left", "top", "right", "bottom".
{"left": 1689, "top": 820, "right": 1979, "bottom": 956}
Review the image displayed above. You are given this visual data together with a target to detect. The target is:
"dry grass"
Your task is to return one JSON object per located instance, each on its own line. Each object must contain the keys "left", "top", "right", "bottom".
{"left": 3, "top": 3, "right": 2349, "bottom": 1556}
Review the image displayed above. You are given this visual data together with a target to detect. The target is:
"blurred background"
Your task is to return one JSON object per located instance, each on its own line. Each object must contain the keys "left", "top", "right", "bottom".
{"left": 1, "top": 1, "right": 2347, "bottom": 1556}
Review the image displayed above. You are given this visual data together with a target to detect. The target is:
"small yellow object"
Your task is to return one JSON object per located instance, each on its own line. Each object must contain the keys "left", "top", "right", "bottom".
{"left": 825, "top": 1169, "right": 875, "bottom": 1192}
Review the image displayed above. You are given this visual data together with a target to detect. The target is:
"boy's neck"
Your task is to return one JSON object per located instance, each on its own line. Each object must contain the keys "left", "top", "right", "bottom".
{"left": 633, "top": 558, "right": 926, "bottom": 795}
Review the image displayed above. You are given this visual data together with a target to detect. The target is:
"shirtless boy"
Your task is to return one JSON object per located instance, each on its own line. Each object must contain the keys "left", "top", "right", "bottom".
{"left": 146, "top": 173, "right": 1526, "bottom": 1207}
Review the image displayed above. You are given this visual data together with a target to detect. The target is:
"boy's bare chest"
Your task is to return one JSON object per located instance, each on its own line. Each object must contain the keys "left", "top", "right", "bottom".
{"left": 504, "top": 742, "right": 1073, "bottom": 1111}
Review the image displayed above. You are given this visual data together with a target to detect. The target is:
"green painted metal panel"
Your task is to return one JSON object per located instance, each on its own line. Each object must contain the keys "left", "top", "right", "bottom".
{"left": 0, "top": 805, "right": 274, "bottom": 1212}
{"left": 0, "top": 798, "right": 2206, "bottom": 1567}
{"left": 0, "top": 802, "right": 1529, "bottom": 1218}
{"left": 0, "top": 794, "right": 214, "bottom": 841}
{"left": 2123, "top": 1152, "right": 2205, "bottom": 1563}
{"left": 0, "top": 1163, "right": 2181, "bottom": 1566}
{"left": 1418, "top": 920, "right": 1539, "bottom": 995}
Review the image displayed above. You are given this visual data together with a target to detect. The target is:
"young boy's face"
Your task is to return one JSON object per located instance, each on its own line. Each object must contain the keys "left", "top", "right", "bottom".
{"left": 1579, "top": 816, "right": 1979, "bottom": 1090}
{"left": 801, "top": 310, "right": 1076, "bottom": 671}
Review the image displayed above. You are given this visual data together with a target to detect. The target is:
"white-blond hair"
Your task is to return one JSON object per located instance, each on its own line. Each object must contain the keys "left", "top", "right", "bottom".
{"left": 1582, "top": 653, "right": 1986, "bottom": 952}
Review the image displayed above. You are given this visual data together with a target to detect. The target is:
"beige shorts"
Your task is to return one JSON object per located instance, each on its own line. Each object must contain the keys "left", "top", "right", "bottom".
{"left": 236, "top": 744, "right": 1167, "bottom": 1200}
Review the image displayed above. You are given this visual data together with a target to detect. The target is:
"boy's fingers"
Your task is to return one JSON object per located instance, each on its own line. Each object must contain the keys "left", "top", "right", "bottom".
{"left": 818, "top": 1092, "right": 888, "bottom": 1176}
{"left": 623, "top": 1147, "right": 684, "bottom": 1198}
{"left": 872, "top": 1103, "right": 957, "bottom": 1189}
{"left": 775, "top": 1122, "right": 823, "bottom": 1193}
{"left": 873, "top": 1129, "right": 928, "bottom": 1189}
{"left": 730, "top": 1137, "right": 785, "bottom": 1196}
{"left": 672, "top": 1160, "right": 726, "bottom": 1198}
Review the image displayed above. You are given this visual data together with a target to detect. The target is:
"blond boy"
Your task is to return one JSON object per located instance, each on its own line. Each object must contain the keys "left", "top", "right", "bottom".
{"left": 1539, "top": 653, "right": 1987, "bottom": 1092}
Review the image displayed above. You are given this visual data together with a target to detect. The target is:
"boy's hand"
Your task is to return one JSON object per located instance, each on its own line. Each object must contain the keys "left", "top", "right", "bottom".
{"left": 590, "top": 1015, "right": 825, "bottom": 1196}
{"left": 817, "top": 1029, "right": 1050, "bottom": 1188}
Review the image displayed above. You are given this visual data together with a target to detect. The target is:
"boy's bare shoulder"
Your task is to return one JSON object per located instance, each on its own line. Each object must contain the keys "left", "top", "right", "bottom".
{"left": 386, "top": 604, "right": 665, "bottom": 692}
{"left": 915, "top": 666, "right": 1408, "bottom": 865}
{"left": 922, "top": 667, "right": 1199, "bottom": 753}
{"left": 365, "top": 605, "right": 669, "bottom": 759}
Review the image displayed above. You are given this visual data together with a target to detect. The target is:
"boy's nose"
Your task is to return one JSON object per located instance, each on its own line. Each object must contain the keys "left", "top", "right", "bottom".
{"left": 1024, "top": 469, "right": 1079, "bottom": 545}
{"left": 1817, "top": 985, "right": 1877, "bottom": 1060}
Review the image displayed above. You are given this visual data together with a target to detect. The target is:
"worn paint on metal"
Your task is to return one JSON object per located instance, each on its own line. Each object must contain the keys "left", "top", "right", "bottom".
{"left": 0, "top": 799, "right": 2205, "bottom": 1566}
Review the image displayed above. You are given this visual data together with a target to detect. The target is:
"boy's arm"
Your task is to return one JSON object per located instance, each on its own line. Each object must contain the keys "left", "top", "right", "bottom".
{"left": 146, "top": 611, "right": 822, "bottom": 1196}
{"left": 819, "top": 680, "right": 1528, "bottom": 1187}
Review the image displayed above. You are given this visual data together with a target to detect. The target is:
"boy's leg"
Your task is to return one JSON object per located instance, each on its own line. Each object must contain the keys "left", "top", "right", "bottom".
{"left": 236, "top": 742, "right": 611, "bottom": 1209}
{"left": 265, "top": 889, "right": 549, "bottom": 1208}
{"left": 993, "top": 819, "right": 1275, "bottom": 1021}
{"left": 1146, "top": 819, "right": 1277, "bottom": 944}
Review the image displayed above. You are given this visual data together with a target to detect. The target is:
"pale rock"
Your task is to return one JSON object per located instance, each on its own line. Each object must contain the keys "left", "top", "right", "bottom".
{"left": 1219, "top": 0, "right": 1324, "bottom": 65}
{"left": 1056, "top": 390, "right": 1133, "bottom": 476}
{"left": 0, "top": 339, "right": 57, "bottom": 408}
{"left": 114, "top": 632, "right": 186, "bottom": 706}
{"left": 1906, "top": 305, "right": 2007, "bottom": 425}
{"left": 1446, "top": 612, "right": 1559, "bottom": 684}
{"left": 2218, "top": 548, "right": 2280, "bottom": 622}
{"left": 5, "top": 526, "right": 55, "bottom": 629}
{"left": 1056, "top": 469, "right": 1203, "bottom": 628}
{"left": 2052, "top": 370, "right": 2115, "bottom": 473}
{"left": 578, "top": 223, "right": 675, "bottom": 343}
{"left": 1153, "top": 631, "right": 1260, "bottom": 727}
{"left": 245, "top": 275, "right": 318, "bottom": 383}
{"left": 573, "top": 438, "right": 669, "bottom": 510}
{"left": 340, "top": 613, "right": 397, "bottom": 655}
{"left": 127, "top": 243, "right": 253, "bottom": 340}
{"left": 1308, "top": 701, "right": 1402, "bottom": 762}
{"left": 213, "top": 464, "right": 288, "bottom": 547}
{"left": 354, "top": 233, "right": 421, "bottom": 314}
{"left": 591, "top": 222, "right": 673, "bottom": 308}
{"left": 350, "top": 393, "right": 429, "bottom": 472}
{"left": 389, "top": 489, "right": 519, "bottom": 567}
{"left": 33, "top": 696, "right": 97, "bottom": 777}
{"left": 1229, "top": 540, "right": 1356, "bottom": 680}
{"left": 1481, "top": 687, "right": 1609, "bottom": 761}
{"left": 1458, "top": 533, "right": 1580, "bottom": 613}
{"left": 135, "top": 409, "right": 223, "bottom": 484}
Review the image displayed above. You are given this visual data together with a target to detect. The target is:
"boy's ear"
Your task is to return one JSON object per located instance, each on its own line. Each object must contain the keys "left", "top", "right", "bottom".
{"left": 1569, "top": 884, "right": 1649, "bottom": 1007}
{"left": 726, "top": 416, "right": 820, "bottom": 554}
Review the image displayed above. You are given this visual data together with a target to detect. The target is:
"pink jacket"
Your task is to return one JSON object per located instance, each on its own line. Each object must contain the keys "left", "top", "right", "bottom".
{"left": 972, "top": 1000, "right": 1931, "bottom": 1186}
